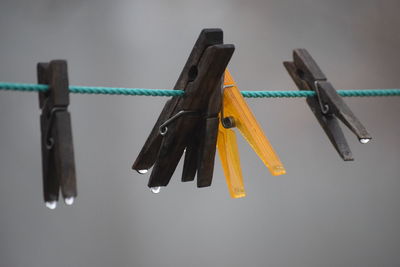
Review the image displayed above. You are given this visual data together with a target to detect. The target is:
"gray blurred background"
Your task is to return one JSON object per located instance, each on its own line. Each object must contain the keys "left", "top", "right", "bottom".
{"left": 0, "top": 0, "right": 399, "bottom": 266}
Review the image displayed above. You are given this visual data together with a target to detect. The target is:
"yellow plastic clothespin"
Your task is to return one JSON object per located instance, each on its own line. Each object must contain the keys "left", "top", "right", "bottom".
{"left": 217, "top": 70, "right": 286, "bottom": 198}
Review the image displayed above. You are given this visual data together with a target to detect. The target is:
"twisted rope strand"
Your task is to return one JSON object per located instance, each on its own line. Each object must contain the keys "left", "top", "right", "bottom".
{"left": 0, "top": 82, "right": 399, "bottom": 98}
{"left": 69, "top": 85, "right": 184, "bottom": 97}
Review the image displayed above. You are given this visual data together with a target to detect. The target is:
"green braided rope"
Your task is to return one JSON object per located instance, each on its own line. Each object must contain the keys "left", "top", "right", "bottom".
{"left": 0, "top": 82, "right": 400, "bottom": 98}
{"left": 0, "top": 83, "right": 49, "bottom": 92}
{"left": 0, "top": 83, "right": 184, "bottom": 97}
{"left": 242, "top": 89, "right": 400, "bottom": 98}
{"left": 70, "top": 85, "right": 184, "bottom": 97}
{"left": 336, "top": 89, "right": 400, "bottom": 97}
{"left": 241, "top": 90, "right": 315, "bottom": 98}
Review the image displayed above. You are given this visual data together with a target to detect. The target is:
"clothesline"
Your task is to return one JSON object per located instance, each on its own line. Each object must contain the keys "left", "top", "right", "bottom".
{"left": 0, "top": 82, "right": 399, "bottom": 98}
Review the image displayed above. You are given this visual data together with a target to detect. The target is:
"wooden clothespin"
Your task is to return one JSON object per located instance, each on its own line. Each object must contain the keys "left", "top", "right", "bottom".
{"left": 38, "top": 60, "right": 77, "bottom": 209}
{"left": 284, "top": 49, "right": 371, "bottom": 161}
{"left": 218, "top": 70, "right": 286, "bottom": 198}
{"left": 132, "top": 29, "right": 234, "bottom": 192}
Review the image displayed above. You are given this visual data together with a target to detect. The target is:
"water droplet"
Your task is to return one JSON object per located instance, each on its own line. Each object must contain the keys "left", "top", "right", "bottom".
{"left": 45, "top": 201, "right": 57, "bottom": 210}
{"left": 64, "top": 197, "right": 75, "bottom": 206}
{"left": 138, "top": 169, "right": 148, "bottom": 174}
{"left": 359, "top": 138, "right": 370, "bottom": 144}
{"left": 150, "top": 187, "right": 161, "bottom": 194}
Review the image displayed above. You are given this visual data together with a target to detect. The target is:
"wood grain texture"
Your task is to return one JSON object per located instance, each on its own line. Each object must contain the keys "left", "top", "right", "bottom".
{"left": 38, "top": 60, "right": 77, "bottom": 202}
{"left": 148, "top": 44, "right": 234, "bottom": 187}
{"left": 132, "top": 29, "right": 224, "bottom": 172}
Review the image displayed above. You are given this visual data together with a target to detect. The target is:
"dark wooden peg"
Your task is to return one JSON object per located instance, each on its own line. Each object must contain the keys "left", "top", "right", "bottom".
{"left": 284, "top": 49, "right": 371, "bottom": 161}
{"left": 37, "top": 60, "right": 77, "bottom": 209}
{"left": 133, "top": 29, "right": 234, "bottom": 193}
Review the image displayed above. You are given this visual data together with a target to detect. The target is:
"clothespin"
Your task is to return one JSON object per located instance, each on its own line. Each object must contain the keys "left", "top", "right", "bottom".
{"left": 38, "top": 60, "right": 77, "bottom": 209}
{"left": 132, "top": 29, "right": 234, "bottom": 191}
{"left": 218, "top": 70, "right": 286, "bottom": 198}
{"left": 284, "top": 49, "right": 371, "bottom": 161}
